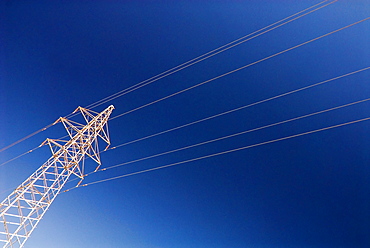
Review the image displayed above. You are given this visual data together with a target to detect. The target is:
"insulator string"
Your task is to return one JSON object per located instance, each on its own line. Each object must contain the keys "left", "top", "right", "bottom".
{"left": 62, "top": 96, "right": 370, "bottom": 188}
{"left": 63, "top": 115, "right": 370, "bottom": 192}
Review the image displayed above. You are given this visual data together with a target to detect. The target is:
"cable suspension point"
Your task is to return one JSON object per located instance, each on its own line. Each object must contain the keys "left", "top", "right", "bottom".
{"left": 0, "top": 105, "right": 114, "bottom": 248}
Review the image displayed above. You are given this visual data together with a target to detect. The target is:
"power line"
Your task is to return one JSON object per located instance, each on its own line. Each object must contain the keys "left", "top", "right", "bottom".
{"left": 2, "top": 66, "right": 369, "bottom": 170}
{"left": 66, "top": 1, "right": 335, "bottom": 118}
{"left": 0, "top": 123, "right": 55, "bottom": 154}
{"left": 100, "top": 97, "right": 370, "bottom": 172}
{"left": 64, "top": 115, "right": 370, "bottom": 191}
{"left": 86, "top": 0, "right": 337, "bottom": 110}
{"left": 0, "top": 146, "right": 42, "bottom": 168}
{"left": 62, "top": 95, "right": 370, "bottom": 187}
{"left": 110, "top": 17, "right": 370, "bottom": 120}
{"left": 107, "top": 66, "right": 370, "bottom": 150}
{"left": 0, "top": 0, "right": 333, "bottom": 154}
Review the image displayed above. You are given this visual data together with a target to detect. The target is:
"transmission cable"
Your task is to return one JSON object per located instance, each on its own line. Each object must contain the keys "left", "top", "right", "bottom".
{"left": 0, "top": 146, "right": 43, "bottom": 168}
{"left": 99, "top": 97, "right": 370, "bottom": 172}
{"left": 0, "top": 0, "right": 334, "bottom": 154}
{"left": 86, "top": 0, "right": 337, "bottom": 110}
{"left": 63, "top": 115, "right": 370, "bottom": 191}
{"left": 2, "top": 66, "right": 368, "bottom": 169}
{"left": 107, "top": 66, "right": 370, "bottom": 150}
{"left": 0, "top": 123, "right": 55, "bottom": 154}
{"left": 110, "top": 17, "right": 369, "bottom": 120}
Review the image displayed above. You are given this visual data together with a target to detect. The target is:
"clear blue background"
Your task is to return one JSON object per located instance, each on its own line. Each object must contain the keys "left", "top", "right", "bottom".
{"left": 1, "top": 1, "right": 369, "bottom": 247}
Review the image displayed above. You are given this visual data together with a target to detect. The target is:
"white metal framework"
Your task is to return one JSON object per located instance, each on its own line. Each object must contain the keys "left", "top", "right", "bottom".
{"left": 0, "top": 105, "right": 114, "bottom": 248}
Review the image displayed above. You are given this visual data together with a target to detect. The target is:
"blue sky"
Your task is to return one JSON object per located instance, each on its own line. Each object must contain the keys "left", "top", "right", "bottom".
{"left": 1, "top": 1, "right": 369, "bottom": 247}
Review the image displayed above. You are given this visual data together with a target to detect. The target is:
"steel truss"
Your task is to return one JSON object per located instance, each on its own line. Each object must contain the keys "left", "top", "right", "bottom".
{"left": 0, "top": 105, "right": 114, "bottom": 248}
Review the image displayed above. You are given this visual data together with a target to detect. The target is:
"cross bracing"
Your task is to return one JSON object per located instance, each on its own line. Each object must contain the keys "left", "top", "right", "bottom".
{"left": 0, "top": 105, "right": 114, "bottom": 248}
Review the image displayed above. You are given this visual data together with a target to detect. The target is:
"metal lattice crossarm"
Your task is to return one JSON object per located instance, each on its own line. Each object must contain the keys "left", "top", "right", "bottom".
{"left": 0, "top": 105, "right": 114, "bottom": 248}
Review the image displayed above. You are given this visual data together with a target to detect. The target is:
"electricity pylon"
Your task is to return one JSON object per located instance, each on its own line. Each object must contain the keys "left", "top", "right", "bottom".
{"left": 0, "top": 105, "right": 114, "bottom": 248}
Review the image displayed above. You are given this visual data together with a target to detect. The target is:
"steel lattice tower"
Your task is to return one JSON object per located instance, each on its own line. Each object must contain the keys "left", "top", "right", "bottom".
{"left": 0, "top": 105, "right": 114, "bottom": 248}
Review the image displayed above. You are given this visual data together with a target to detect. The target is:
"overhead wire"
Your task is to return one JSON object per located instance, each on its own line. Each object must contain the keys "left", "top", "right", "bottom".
{"left": 99, "top": 97, "right": 370, "bottom": 172}
{"left": 63, "top": 115, "right": 370, "bottom": 191}
{"left": 107, "top": 66, "right": 370, "bottom": 150}
{"left": 0, "top": 146, "right": 43, "bottom": 168}
{"left": 86, "top": 0, "right": 337, "bottom": 110}
{"left": 0, "top": 186, "right": 18, "bottom": 196}
{"left": 0, "top": 123, "right": 55, "bottom": 154}
{"left": 2, "top": 66, "right": 369, "bottom": 170}
{"left": 110, "top": 17, "right": 370, "bottom": 120}
{"left": 0, "top": 0, "right": 334, "bottom": 154}
{"left": 63, "top": 92, "right": 370, "bottom": 187}
{"left": 6, "top": 4, "right": 369, "bottom": 193}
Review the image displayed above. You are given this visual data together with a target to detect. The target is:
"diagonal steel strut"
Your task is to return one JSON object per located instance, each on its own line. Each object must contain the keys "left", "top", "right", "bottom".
{"left": 0, "top": 105, "right": 114, "bottom": 248}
